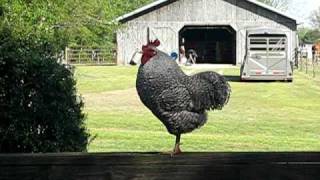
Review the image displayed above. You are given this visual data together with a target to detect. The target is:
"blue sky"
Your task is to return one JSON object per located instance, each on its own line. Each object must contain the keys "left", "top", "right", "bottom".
{"left": 287, "top": 0, "right": 320, "bottom": 26}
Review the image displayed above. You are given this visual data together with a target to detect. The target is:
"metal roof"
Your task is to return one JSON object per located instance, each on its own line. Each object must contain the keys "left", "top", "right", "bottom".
{"left": 116, "top": 0, "right": 297, "bottom": 23}
{"left": 246, "top": 27, "right": 287, "bottom": 34}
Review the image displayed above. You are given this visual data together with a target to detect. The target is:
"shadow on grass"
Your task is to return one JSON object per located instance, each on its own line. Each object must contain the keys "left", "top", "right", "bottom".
{"left": 224, "top": 75, "right": 293, "bottom": 83}
{"left": 224, "top": 75, "right": 241, "bottom": 82}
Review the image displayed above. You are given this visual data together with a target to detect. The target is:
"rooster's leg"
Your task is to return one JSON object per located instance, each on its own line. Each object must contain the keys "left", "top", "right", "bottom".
{"left": 171, "top": 134, "right": 182, "bottom": 156}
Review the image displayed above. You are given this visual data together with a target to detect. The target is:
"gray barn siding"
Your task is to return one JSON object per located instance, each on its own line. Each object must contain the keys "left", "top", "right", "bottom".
{"left": 117, "top": 0, "right": 297, "bottom": 65}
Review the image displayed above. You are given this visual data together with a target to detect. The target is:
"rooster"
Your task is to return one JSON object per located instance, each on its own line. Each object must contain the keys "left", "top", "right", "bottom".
{"left": 133, "top": 39, "right": 231, "bottom": 155}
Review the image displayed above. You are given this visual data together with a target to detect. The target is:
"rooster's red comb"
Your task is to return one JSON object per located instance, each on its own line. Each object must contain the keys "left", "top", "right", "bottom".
{"left": 147, "top": 39, "right": 160, "bottom": 47}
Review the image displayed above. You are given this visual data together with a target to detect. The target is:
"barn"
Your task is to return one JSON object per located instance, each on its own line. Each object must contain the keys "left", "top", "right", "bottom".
{"left": 116, "top": 0, "right": 297, "bottom": 65}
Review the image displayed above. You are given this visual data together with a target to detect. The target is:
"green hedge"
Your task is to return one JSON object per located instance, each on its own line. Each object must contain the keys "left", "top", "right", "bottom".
{"left": 0, "top": 26, "right": 90, "bottom": 153}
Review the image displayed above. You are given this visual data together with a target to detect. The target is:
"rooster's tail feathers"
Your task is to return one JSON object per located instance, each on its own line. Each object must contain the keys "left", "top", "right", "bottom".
{"left": 190, "top": 71, "right": 231, "bottom": 111}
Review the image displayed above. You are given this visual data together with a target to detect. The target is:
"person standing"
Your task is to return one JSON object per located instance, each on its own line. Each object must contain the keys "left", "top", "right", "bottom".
{"left": 180, "top": 38, "right": 187, "bottom": 64}
{"left": 187, "top": 49, "right": 198, "bottom": 64}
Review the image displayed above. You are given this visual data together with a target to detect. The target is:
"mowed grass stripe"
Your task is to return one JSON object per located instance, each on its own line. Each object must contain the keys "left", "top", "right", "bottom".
{"left": 75, "top": 66, "right": 320, "bottom": 152}
{"left": 89, "top": 129, "right": 319, "bottom": 152}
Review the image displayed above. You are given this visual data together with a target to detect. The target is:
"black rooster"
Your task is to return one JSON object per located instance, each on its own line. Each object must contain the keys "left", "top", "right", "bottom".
{"left": 133, "top": 40, "right": 231, "bottom": 155}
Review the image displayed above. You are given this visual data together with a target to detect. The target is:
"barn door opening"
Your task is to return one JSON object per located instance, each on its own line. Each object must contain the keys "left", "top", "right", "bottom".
{"left": 179, "top": 25, "right": 236, "bottom": 64}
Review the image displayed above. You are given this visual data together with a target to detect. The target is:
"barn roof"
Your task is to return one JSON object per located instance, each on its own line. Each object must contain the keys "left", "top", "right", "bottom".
{"left": 116, "top": 0, "right": 297, "bottom": 23}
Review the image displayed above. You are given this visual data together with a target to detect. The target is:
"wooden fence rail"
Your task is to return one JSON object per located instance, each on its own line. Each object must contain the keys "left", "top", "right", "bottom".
{"left": 0, "top": 152, "right": 320, "bottom": 180}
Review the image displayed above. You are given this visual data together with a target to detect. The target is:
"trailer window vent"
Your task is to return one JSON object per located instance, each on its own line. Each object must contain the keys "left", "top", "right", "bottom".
{"left": 250, "top": 48, "right": 267, "bottom": 51}
{"left": 269, "top": 39, "right": 286, "bottom": 45}
{"left": 250, "top": 39, "right": 267, "bottom": 45}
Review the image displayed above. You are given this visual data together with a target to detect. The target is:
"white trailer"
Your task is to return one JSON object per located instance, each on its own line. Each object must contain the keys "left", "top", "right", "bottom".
{"left": 241, "top": 28, "right": 294, "bottom": 81}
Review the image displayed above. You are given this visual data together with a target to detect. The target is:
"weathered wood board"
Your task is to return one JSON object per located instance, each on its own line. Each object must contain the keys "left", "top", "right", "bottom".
{"left": 0, "top": 152, "right": 319, "bottom": 180}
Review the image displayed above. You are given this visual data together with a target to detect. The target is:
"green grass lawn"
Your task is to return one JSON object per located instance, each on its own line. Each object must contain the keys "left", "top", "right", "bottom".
{"left": 75, "top": 65, "right": 320, "bottom": 152}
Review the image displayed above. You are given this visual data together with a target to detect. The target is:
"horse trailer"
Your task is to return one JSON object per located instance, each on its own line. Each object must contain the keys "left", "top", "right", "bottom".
{"left": 241, "top": 28, "right": 293, "bottom": 81}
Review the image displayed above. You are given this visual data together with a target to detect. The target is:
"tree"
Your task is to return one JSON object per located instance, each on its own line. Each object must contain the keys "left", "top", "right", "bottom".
{"left": 311, "top": 7, "right": 320, "bottom": 29}
{"left": 298, "top": 27, "right": 310, "bottom": 44}
{"left": 0, "top": 0, "right": 153, "bottom": 57}
{"left": 257, "top": 0, "right": 290, "bottom": 11}
{"left": 298, "top": 27, "right": 320, "bottom": 44}
{"left": 0, "top": 25, "right": 90, "bottom": 153}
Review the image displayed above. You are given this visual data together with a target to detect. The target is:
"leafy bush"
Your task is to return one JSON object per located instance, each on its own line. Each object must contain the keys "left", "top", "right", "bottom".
{"left": 0, "top": 26, "right": 90, "bottom": 153}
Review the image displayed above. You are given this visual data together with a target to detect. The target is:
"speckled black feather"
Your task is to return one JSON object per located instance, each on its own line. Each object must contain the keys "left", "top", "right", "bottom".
{"left": 136, "top": 50, "right": 231, "bottom": 135}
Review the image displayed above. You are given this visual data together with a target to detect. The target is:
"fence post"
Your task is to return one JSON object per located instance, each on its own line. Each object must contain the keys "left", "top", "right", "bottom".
{"left": 79, "top": 48, "right": 82, "bottom": 64}
{"left": 295, "top": 48, "right": 298, "bottom": 69}
{"left": 305, "top": 57, "right": 308, "bottom": 74}
{"left": 65, "top": 47, "right": 69, "bottom": 64}
{"left": 312, "top": 54, "right": 316, "bottom": 78}
{"left": 299, "top": 53, "right": 303, "bottom": 71}
{"left": 91, "top": 50, "right": 94, "bottom": 63}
